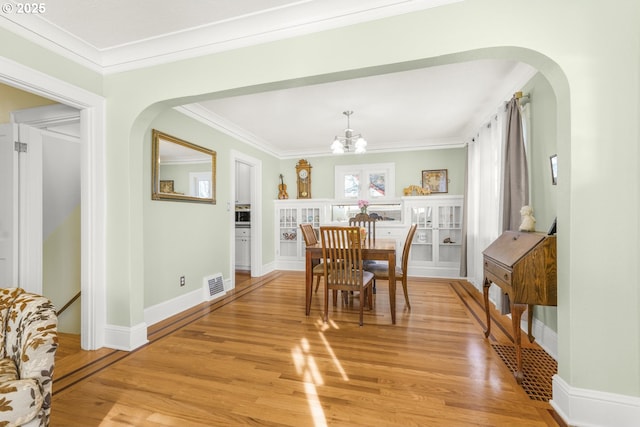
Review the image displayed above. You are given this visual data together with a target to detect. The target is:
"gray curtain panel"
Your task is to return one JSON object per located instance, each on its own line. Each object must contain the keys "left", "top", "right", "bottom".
{"left": 502, "top": 97, "right": 529, "bottom": 232}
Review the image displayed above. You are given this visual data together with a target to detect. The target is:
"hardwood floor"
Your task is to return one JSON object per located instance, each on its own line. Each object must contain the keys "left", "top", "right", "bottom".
{"left": 52, "top": 271, "right": 565, "bottom": 426}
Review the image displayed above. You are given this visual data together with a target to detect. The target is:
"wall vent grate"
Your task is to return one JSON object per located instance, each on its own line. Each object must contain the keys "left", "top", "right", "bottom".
{"left": 203, "top": 273, "right": 225, "bottom": 300}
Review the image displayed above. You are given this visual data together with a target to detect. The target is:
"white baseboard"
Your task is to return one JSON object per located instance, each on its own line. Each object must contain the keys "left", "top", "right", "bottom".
{"left": 103, "top": 277, "right": 235, "bottom": 351}
{"left": 104, "top": 322, "right": 148, "bottom": 351}
{"left": 144, "top": 278, "right": 233, "bottom": 327}
{"left": 551, "top": 375, "right": 640, "bottom": 427}
{"left": 519, "top": 312, "right": 557, "bottom": 360}
{"left": 261, "top": 260, "right": 276, "bottom": 275}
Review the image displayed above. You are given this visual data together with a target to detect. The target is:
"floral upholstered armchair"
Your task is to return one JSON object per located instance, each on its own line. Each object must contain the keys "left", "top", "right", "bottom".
{"left": 0, "top": 288, "right": 58, "bottom": 427}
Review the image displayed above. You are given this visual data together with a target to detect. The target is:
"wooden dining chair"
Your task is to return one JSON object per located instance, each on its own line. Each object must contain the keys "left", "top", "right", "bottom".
{"left": 300, "top": 223, "right": 324, "bottom": 293}
{"left": 320, "top": 226, "right": 374, "bottom": 326}
{"left": 366, "top": 224, "right": 418, "bottom": 309}
{"left": 348, "top": 213, "right": 377, "bottom": 243}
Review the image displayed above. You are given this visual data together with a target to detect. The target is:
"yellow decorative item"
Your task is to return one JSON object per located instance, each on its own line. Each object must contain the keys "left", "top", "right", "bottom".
{"left": 403, "top": 184, "right": 431, "bottom": 196}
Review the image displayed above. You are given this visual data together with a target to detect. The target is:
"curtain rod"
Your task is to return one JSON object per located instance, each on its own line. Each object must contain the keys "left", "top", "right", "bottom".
{"left": 514, "top": 91, "right": 530, "bottom": 106}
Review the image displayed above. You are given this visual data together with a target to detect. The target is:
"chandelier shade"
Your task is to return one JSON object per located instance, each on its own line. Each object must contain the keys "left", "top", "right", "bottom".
{"left": 331, "top": 110, "right": 367, "bottom": 154}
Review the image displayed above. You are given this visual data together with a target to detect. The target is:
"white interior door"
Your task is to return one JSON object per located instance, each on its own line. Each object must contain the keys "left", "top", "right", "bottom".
{"left": 0, "top": 124, "right": 16, "bottom": 285}
{"left": 17, "top": 123, "right": 44, "bottom": 294}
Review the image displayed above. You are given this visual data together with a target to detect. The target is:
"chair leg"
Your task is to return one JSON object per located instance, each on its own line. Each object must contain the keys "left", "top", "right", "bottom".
{"left": 324, "top": 283, "right": 329, "bottom": 323}
{"left": 372, "top": 278, "right": 376, "bottom": 294}
{"left": 401, "top": 278, "right": 411, "bottom": 310}
{"left": 314, "top": 275, "right": 321, "bottom": 293}
{"left": 368, "top": 286, "right": 373, "bottom": 308}
{"left": 359, "top": 287, "right": 365, "bottom": 326}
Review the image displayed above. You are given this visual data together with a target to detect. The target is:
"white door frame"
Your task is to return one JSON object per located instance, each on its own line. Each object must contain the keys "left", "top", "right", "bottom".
{"left": 230, "top": 151, "right": 262, "bottom": 283}
{"left": 0, "top": 57, "right": 106, "bottom": 351}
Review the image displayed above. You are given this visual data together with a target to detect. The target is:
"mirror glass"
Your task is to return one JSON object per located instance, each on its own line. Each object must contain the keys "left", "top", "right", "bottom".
{"left": 152, "top": 129, "right": 216, "bottom": 203}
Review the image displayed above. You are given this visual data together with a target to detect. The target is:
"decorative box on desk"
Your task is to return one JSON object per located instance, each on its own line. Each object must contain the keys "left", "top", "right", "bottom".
{"left": 482, "top": 230, "right": 557, "bottom": 382}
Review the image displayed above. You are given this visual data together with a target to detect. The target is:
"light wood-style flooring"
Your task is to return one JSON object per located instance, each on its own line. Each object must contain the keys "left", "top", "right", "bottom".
{"left": 52, "top": 271, "right": 565, "bottom": 426}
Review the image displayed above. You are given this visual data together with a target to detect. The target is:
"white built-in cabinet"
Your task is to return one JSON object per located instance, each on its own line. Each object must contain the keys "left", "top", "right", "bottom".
{"left": 235, "top": 161, "right": 251, "bottom": 204}
{"left": 275, "top": 200, "right": 326, "bottom": 270}
{"left": 235, "top": 228, "right": 251, "bottom": 270}
{"left": 404, "top": 195, "right": 463, "bottom": 277}
{"left": 274, "top": 196, "right": 463, "bottom": 277}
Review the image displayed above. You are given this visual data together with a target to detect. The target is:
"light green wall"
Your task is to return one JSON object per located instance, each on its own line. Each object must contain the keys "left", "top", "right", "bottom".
{"left": 524, "top": 73, "right": 558, "bottom": 332}
{"left": 43, "top": 205, "right": 81, "bottom": 334}
{"left": 144, "top": 108, "right": 280, "bottom": 307}
{"left": 2, "top": 0, "right": 639, "bottom": 402}
{"left": 279, "top": 148, "right": 467, "bottom": 199}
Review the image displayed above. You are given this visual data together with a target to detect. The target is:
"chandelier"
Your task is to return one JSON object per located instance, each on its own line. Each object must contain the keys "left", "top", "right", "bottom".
{"left": 331, "top": 110, "right": 367, "bottom": 154}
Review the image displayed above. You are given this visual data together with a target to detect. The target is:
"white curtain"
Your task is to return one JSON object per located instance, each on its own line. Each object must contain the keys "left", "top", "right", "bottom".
{"left": 466, "top": 110, "right": 506, "bottom": 309}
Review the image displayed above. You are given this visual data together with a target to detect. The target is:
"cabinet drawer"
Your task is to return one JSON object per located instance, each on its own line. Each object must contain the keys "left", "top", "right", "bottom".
{"left": 376, "top": 227, "right": 404, "bottom": 238}
{"left": 235, "top": 228, "right": 250, "bottom": 237}
{"left": 484, "top": 258, "right": 511, "bottom": 284}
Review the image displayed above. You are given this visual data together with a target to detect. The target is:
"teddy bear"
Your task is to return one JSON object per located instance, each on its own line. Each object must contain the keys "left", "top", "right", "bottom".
{"left": 519, "top": 205, "right": 536, "bottom": 232}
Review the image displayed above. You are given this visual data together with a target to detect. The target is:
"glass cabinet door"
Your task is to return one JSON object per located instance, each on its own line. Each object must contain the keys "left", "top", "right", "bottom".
{"left": 437, "top": 204, "right": 462, "bottom": 263}
{"left": 278, "top": 207, "right": 298, "bottom": 257}
{"left": 300, "top": 207, "right": 321, "bottom": 241}
{"left": 410, "top": 206, "right": 434, "bottom": 263}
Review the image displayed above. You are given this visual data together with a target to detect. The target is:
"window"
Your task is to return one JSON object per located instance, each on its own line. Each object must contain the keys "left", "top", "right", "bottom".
{"left": 335, "top": 163, "right": 395, "bottom": 201}
{"left": 190, "top": 172, "right": 212, "bottom": 198}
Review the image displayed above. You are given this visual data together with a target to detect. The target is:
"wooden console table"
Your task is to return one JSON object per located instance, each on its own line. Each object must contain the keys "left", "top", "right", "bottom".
{"left": 482, "top": 231, "right": 557, "bottom": 382}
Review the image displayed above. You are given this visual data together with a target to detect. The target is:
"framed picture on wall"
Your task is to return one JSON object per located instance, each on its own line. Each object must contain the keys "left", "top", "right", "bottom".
{"left": 422, "top": 169, "right": 448, "bottom": 193}
{"left": 550, "top": 154, "right": 558, "bottom": 185}
{"left": 160, "top": 180, "right": 174, "bottom": 193}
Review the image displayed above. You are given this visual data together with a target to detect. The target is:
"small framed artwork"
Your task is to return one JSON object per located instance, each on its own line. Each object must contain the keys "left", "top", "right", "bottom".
{"left": 550, "top": 154, "right": 558, "bottom": 185}
{"left": 422, "top": 169, "right": 448, "bottom": 193}
{"left": 160, "top": 180, "right": 174, "bottom": 193}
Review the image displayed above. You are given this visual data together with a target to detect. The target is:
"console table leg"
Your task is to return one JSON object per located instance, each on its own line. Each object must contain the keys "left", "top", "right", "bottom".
{"left": 527, "top": 304, "right": 536, "bottom": 343}
{"left": 483, "top": 278, "right": 492, "bottom": 338}
{"left": 512, "top": 302, "right": 527, "bottom": 383}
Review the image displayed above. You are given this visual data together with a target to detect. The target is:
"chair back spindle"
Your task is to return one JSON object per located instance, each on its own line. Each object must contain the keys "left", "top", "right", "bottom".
{"left": 348, "top": 213, "right": 377, "bottom": 243}
{"left": 320, "top": 226, "right": 374, "bottom": 326}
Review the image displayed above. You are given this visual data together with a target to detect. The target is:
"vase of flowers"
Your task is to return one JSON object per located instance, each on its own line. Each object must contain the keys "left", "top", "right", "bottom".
{"left": 358, "top": 199, "right": 369, "bottom": 214}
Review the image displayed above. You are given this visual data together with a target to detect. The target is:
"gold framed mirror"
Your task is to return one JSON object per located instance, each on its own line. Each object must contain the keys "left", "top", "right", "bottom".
{"left": 152, "top": 129, "right": 216, "bottom": 203}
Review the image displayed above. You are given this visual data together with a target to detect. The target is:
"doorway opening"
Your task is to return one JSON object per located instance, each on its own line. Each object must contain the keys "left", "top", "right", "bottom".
{"left": 230, "top": 151, "right": 262, "bottom": 286}
{"left": 0, "top": 57, "right": 107, "bottom": 350}
{"left": 7, "top": 104, "right": 82, "bottom": 334}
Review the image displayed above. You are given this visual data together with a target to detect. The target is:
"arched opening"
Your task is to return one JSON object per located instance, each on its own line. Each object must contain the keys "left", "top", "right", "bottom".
{"left": 127, "top": 46, "right": 570, "bottom": 361}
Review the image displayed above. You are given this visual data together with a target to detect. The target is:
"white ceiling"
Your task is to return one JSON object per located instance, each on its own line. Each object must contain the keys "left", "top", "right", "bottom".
{"left": 3, "top": 0, "right": 537, "bottom": 158}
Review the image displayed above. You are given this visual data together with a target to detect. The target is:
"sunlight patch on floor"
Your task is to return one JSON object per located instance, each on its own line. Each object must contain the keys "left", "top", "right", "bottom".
{"left": 292, "top": 338, "right": 327, "bottom": 427}
{"left": 318, "top": 331, "right": 348, "bottom": 381}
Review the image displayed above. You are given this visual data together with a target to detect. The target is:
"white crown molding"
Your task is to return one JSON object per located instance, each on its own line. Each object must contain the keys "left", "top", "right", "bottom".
{"left": 0, "top": 13, "right": 104, "bottom": 73}
{"left": 176, "top": 104, "right": 464, "bottom": 159}
{"left": 175, "top": 104, "right": 282, "bottom": 158}
{"left": 1, "top": 0, "right": 462, "bottom": 74}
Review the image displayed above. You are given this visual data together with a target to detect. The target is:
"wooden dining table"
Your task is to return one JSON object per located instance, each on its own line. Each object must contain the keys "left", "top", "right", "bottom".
{"left": 305, "top": 238, "right": 398, "bottom": 324}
